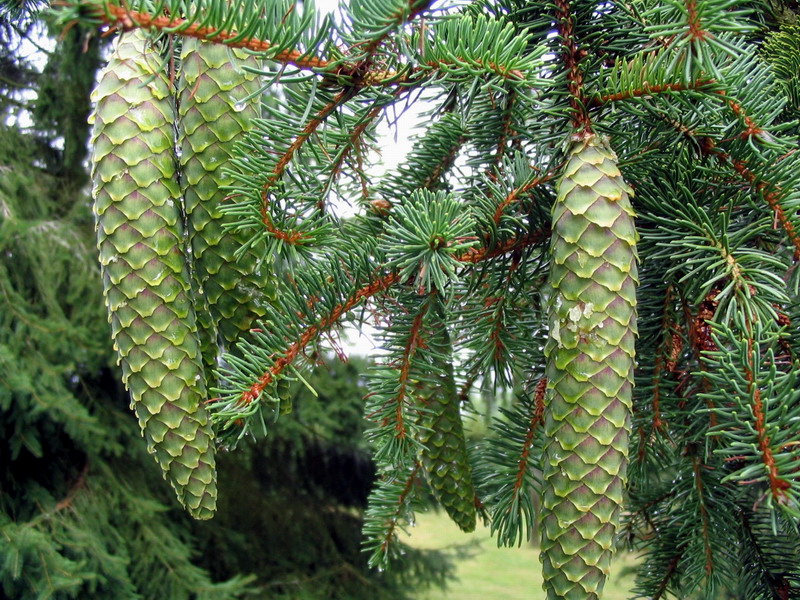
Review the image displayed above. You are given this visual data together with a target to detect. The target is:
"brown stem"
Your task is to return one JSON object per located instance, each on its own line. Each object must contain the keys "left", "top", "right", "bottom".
{"left": 238, "top": 272, "right": 400, "bottom": 406}
{"left": 362, "top": 0, "right": 432, "bottom": 56}
{"left": 591, "top": 78, "right": 716, "bottom": 107}
{"left": 390, "top": 299, "right": 431, "bottom": 440}
{"left": 100, "top": 5, "right": 329, "bottom": 69}
{"left": 54, "top": 462, "right": 89, "bottom": 512}
{"left": 511, "top": 378, "right": 546, "bottom": 497}
{"left": 262, "top": 89, "right": 357, "bottom": 209}
{"left": 652, "top": 545, "right": 686, "bottom": 600}
{"left": 554, "top": 0, "right": 591, "bottom": 132}
{"left": 492, "top": 166, "right": 560, "bottom": 225}
{"left": 459, "top": 227, "right": 550, "bottom": 264}
{"left": 663, "top": 114, "right": 800, "bottom": 260}
{"left": 651, "top": 284, "right": 680, "bottom": 433}
{"left": 743, "top": 323, "right": 791, "bottom": 500}
{"left": 685, "top": 0, "right": 709, "bottom": 41}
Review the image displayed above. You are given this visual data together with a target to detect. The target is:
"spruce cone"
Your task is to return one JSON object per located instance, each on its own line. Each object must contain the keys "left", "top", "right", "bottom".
{"left": 90, "top": 31, "right": 216, "bottom": 519}
{"left": 417, "top": 321, "right": 476, "bottom": 532}
{"left": 540, "top": 134, "right": 638, "bottom": 599}
{"left": 178, "top": 38, "right": 276, "bottom": 371}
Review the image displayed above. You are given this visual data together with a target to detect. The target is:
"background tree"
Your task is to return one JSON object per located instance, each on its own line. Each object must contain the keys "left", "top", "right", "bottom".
{"left": 28, "top": 0, "right": 800, "bottom": 598}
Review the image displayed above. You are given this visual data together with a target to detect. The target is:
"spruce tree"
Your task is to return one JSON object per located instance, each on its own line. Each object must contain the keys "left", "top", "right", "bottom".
{"left": 52, "top": 0, "right": 800, "bottom": 598}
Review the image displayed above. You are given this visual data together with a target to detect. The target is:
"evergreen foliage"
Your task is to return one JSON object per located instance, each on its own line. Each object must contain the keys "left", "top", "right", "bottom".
{"left": 47, "top": 0, "right": 800, "bottom": 598}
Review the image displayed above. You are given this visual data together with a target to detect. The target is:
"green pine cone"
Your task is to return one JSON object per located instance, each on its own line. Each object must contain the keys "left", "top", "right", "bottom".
{"left": 178, "top": 38, "right": 276, "bottom": 366}
{"left": 540, "top": 134, "right": 638, "bottom": 599}
{"left": 90, "top": 31, "right": 217, "bottom": 519}
{"left": 417, "top": 323, "right": 477, "bottom": 532}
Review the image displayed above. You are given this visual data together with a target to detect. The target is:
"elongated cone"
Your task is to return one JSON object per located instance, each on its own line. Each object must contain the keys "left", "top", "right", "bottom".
{"left": 540, "top": 134, "right": 637, "bottom": 599}
{"left": 417, "top": 318, "right": 476, "bottom": 532}
{"left": 90, "top": 31, "right": 216, "bottom": 519}
{"left": 178, "top": 38, "right": 276, "bottom": 372}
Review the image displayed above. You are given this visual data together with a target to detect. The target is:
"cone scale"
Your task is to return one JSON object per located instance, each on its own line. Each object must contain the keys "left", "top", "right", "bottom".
{"left": 540, "top": 134, "right": 638, "bottom": 599}
{"left": 90, "top": 31, "right": 217, "bottom": 519}
{"left": 178, "top": 38, "right": 276, "bottom": 372}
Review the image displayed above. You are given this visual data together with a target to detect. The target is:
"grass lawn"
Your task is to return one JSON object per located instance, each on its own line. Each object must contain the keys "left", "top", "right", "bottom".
{"left": 402, "top": 511, "right": 637, "bottom": 600}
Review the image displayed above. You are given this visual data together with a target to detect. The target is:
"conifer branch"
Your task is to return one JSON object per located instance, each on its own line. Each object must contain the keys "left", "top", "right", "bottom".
{"left": 663, "top": 116, "right": 800, "bottom": 260}
{"left": 379, "top": 112, "right": 467, "bottom": 204}
{"left": 743, "top": 333, "right": 791, "bottom": 501}
{"left": 377, "top": 460, "right": 421, "bottom": 554}
{"left": 420, "top": 134, "right": 464, "bottom": 191}
{"left": 491, "top": 167, "right": 559, "bottom": 225}
{"left": 727, "top": 99, "right": 765, "bottom": 139}
{"left": 650, "top": 286, "right": 680, "bottom": 434}
{"left": 738, "top": 506, "right": 800, "bottom": 599}
{"left": 488, "top": 299, "right": 507, "bottom": 367}
{"left": 703, "top": 319, "right": 800, "bottom": 514}
{"left": 61, "top": 1, "right": 544, "bottom": 91}
{"left": 648, "top": 357, "right": 666, "bottom": 431}
{"left": 236, "top": 272, "right": 401, "bottom": 407}
{"left": 261, "top": 88, "right": 358, "bottom": 208}
{"left": 457, "top": 370, "right": 478, "bottom": 405}
{"left": 652, "top": 547, "right": 686, "bottom": 600}
{"left": 486, "top": 89, "right": 516, "bottom": 179}
{"left": 685, "top": 0, "right": 708, "bottom": 42}
{"left": 227, "top": 228, "right": 545, "bottom": 412}
{"left": 592, "top": 78, "right": 716, "bottom": 106}
{"left": 512, "top": 378, "right": 545, "bottom": 498}
{"left": 371, "top": 296, "right": 432, "bottom": 451}
{"left": 692, "top": 455, "right": 715, "bottom": 576}
{"left": 68, "top": 2, "right": 330, "bottom": 70}
{"left": 642, "top": 0, "right": 757, "bottom": 62}
{"left": 690, "top": 291, "right": 719, "bottom": 429}
{"left": 724, "top": 151, "right": 800, "bottom": 260}
{"left": 716, "top": 148, "right": 800, "bottom": 260}
{"left": 52, "top": 462, "right": 89, "bottom": 513}
{"left": 458, "top": 227, "right": 550, "bottom": 264}
{"left": 416, "top": 16, "right": 545, "bottom": 86}
{"left": 362, "top": 459, "right": 422, "bottom": 567}
{"left": 475, "top": 379, "right": 546, "bottom": 547}
{"left": 326, "top": 88, "right": 409, "bottom": 195}
{"left": 358, "top": 0, "right": 432, "bottom": 57}
{"left": 422, "top": 57, "right": 527, "bottom": 82}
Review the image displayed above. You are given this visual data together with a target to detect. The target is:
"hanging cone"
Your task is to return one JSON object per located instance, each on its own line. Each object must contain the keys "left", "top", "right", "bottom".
{"left": 90, "top": 31, "right": 217, "bottom": 519}
{"left": 540, "top": 134, "right": 638, "bottom": 599}
{"left": 178, "top": 38, "right": 276, "bottom": 376}
{"left": 417, "top": 309, "right": 476, "bottom": 532}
